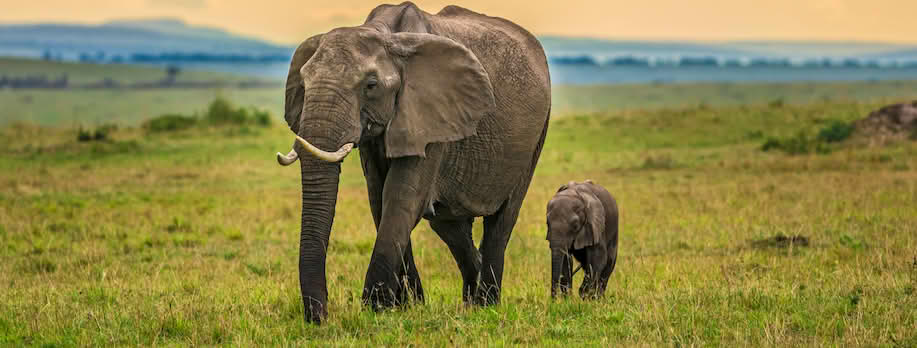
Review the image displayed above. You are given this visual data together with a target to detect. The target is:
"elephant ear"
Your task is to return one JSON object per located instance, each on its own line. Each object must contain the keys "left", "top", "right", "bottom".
{"left": 384, "top": 32, "right": 496, "bottom": 158}
{"left": 285, "top": 34, "right": 323, "bottom": 133}
{"left": 574, "top": 186, "right": 605, "bottom": 249}
{"left": 365, "top": 2, "right": 432, "bottom": 33}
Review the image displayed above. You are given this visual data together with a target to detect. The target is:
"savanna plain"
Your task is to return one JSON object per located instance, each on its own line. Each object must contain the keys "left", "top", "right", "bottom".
{"left": 1, "top": 59, "right": 916, "bottom": 346}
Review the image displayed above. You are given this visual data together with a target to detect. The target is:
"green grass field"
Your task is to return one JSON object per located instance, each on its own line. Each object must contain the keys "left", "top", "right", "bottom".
{"left": 5, "top": 56, "right": 917, "bottom": 127}
{"left": 1, "top": 60, "right": 916, "bottom": 345}
{"left": 0, "top": 57, "right": 260, "bottom": 85}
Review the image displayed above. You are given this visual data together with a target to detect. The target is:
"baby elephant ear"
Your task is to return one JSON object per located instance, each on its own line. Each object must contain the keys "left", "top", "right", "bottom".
{"left": 574, "top": 188, "right": 606, "bottom": 249}
{"left": 384, "top": 32, "right": 496, "bottom": 158}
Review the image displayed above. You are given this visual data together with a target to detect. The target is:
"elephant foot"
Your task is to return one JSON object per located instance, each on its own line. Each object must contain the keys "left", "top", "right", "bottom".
{"left": 578, "top": 281, "right": 603, "bottom": 300}
{"left": 462, "top": 281, "right": 478, "bottom": 304}
{"left": 362, "top": 257, "right": 425, "bottom": 310}
{"left": 551, "top": 284, "right": 573, "bottom": 299}
{"left": 362, "top": 281, "right": 402, "bottom": 311}
{"left": 473, "top": 283, "right": 502, "bottom": 306}
{"left": 303, "top": 296, "right": 327, "bottom": 324}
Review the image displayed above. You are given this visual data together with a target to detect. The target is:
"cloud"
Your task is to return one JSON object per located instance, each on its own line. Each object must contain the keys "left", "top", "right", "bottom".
{"left": 147, "top": 0, "right": 208, "bottom": 9}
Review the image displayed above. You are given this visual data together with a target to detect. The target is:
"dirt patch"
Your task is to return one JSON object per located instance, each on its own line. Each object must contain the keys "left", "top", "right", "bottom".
{"left": 751, "top": 234, "right": 810, "bottom": 249}
{"left": 854, "top": 101, "right": 917, "bottom": 143}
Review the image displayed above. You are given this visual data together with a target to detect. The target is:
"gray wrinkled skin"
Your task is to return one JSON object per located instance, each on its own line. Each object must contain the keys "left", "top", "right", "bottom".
{"left": 546, "top": 180, "right": 619, "bottom": 299}
{"left": 282, "top": 2, "right": 551, "bottom": 323}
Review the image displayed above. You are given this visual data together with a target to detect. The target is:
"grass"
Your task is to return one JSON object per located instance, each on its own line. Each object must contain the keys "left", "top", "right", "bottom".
{"left": 1, "top": 82, "right": 917, "bottom": 345}
{"left": 0, "top": 57, "right": 261, "bottom": 85}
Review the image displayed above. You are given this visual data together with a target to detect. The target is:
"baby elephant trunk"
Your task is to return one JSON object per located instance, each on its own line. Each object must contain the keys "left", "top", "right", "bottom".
{"left": 550, "top": 248, "right": 573, "bottom": 298}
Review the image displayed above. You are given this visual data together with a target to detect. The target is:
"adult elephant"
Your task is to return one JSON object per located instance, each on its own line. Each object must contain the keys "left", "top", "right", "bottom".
{"left": 275, "top": 2, "right": 551, "bottom": 323}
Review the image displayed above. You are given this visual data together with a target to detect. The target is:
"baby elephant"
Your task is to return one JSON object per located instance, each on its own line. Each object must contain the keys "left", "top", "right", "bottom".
{"left": 546, "top": 180, "right": 619, "bottom": 299}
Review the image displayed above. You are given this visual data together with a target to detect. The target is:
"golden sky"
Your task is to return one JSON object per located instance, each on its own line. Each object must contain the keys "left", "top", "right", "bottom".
{"left": 3, "top": 0, "right": 917, "bottom": 45}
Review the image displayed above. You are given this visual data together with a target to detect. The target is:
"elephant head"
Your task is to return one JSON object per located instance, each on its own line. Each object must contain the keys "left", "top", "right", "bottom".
{"left": 274, "top": 23, "right": 496, "bottom": 323}
{"left": 546, "top": 181, "right": 606, "bottom": 298}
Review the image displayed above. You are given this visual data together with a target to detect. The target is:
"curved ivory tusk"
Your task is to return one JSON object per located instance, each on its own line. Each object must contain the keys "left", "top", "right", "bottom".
{"left": 295, "top": 136, "right": 354, "bottom": 162}
{"left": 276, "top": 149, "right": 298, "bottom": 166}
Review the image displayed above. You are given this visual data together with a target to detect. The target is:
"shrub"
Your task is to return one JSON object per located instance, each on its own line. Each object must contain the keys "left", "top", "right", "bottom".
{"left": 817, "top": 120, "right": 854, "bottom": 143}
{"left": 760, "top": 132, "right": 819, "bottom": 155}
{"left": 768, "top": 98, "right": 785, "bottom": 108}
{"left": 205, "top": 96, "right": 247, "bottom": 125}
{"left": 77, "top": 125, "right": 115, "bottom": 142}
{"left": 143, "top": 97, "right": 273, "bottom": 133}
{"left": 93, "top": 123, "right": 118, "bottom": 141}
{"left": 77, "top": 127, "right": 93, "bottom": 142}
{"left": 143, "top": 114, "right": 198, "bottom": 133}
{"left": 760, "top": 138, "right": 782, "bottom": 152}
{"left": 252, "top": 108, "right": 272, "bottom": 127}
{"left": 203, "top": 96, "right": 273, "bottom": 127}
{"left": 779, "top": 131, "right": 815, "bottom": 155}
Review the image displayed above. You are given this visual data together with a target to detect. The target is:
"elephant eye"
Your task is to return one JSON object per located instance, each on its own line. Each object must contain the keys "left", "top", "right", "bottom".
{"left": 366, "top": 78, "right": 378, "bottom": 91}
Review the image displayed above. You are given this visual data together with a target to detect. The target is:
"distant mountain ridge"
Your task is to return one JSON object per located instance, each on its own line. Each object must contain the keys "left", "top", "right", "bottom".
{"left": 102, "top": 18, "right": 263, "bottom": 42}
{"left": 0, "top": 18, "right": 292, "bottom": 60}
{"left": 538, "top": 35, "right": 917, "bottom": 60}
{"left": 2, "top": 19, "right": 917, "bottom": 82}
{"left": 537, "top": 35, "right": 917, "bottom": 68}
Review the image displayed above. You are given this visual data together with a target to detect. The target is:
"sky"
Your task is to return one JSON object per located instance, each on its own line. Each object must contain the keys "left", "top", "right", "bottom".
{"left": 3, "top": 0, "right": 917, "bottom": 45}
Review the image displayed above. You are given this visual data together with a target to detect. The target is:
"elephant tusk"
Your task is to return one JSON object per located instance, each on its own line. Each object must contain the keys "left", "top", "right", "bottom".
{"left": 276, "top": 149, "right": 299, "bottom": 166}
{"left": 295, "top": 136, "right": 354, "bottom": 162}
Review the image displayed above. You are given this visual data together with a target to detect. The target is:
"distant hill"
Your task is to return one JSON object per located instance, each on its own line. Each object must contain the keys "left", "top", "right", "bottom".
{"left": 863, "top": 48, "right": 917, "bottom": 59}
{"left": 2, "top": 19, "right": 917, "bottom": 83}
{"left": 538, "top": 35, "right": 917, "bottom": 62}
{"left": 0, "top": 18, "right": 293, "bottom": 61}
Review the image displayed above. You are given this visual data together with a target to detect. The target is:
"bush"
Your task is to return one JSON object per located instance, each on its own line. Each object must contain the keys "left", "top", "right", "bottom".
{"left": 252, "top": 108, "right": 272, "bottom": 127}
{"left": 760, "top": 137, "right": 782, "bottom": 152}
{"left": 77, "top": 124, "right": 116, "bottom": 142}
{"left": 817, "top": 121, "right": 854, "bottom": 143}
{"left": 768, "top": 98, "right": 785, "bottom": 108}
{"left": 93, "top": 123, "right": 117, "bottom": 141}
{"left": 203, "top": 96, "right": 272, "bottom": 127}
{"left": 205, "top": 96, "right": 247, "bottom": 125}
{"left": 143, "top": 97, "right": 273, "bottom": 133}
{"left": 77, "top": 127, "right": 93, "bottom": 142}
{"left": 762, "top": 121, "right": 854, "bottom": 155}
{"left": 144, "top": 114, "right": 198, "bottom": 133}
{"left": 779, "top": 131, "right": 815, "bottom": 155}
{"left": 760, "top": 132, "right": 819, "bottom": 155}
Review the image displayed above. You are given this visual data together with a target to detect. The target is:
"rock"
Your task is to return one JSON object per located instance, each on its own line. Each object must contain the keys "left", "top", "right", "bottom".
{"left": 854, "top": 101, "right": 917, "bottom": 143}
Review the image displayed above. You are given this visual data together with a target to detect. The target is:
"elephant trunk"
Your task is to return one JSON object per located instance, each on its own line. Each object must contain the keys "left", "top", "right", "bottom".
{"left": 297, "top": 157, "right": 341, "bottom": 323}
{"left": 293, "top": 91, "right": 360, "bottom": 324}
{"left": 550, "top": 248, "right": 572, "bottom": 298}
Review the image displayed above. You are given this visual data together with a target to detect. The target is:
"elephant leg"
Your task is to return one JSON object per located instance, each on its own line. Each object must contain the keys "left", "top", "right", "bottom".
{"left": 476, "top": 198, "right": 524, "bottom": 306}
{"left": 430, "top": 217, "right": 481, "bottom": 303}
{"left": 597, "top": 246, "right": 618, "bottom": 296}
{"left": 362, "top": 149, "right": 442, "bottom": 310}
{"left": 360, "top": 142, "right": 424, "bottom": 303}
{"left": 580, "top": 248, "right": 608, "bottom": 299}
{"left": 400, "top": 240, "right": 425, "bottom": 303}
